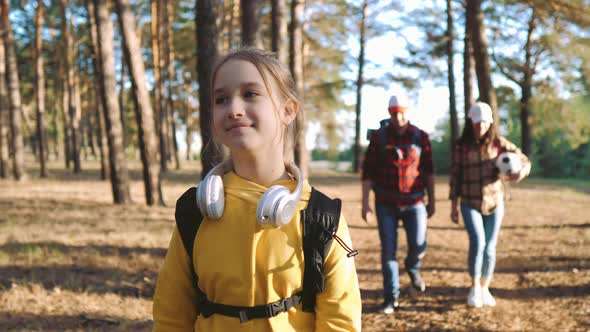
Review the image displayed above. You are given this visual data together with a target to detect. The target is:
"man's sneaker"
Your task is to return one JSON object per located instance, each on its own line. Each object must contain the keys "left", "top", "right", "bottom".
{"left": 467, "top": 286, "right": 483, "bottom": 308}
{"left": 380, "top": 297, "right": 399, "bottom": 314}
{"left": 409, "top": 272, "right": 426, "bottom": 292}
{"left": 481, "top": 287, "right": 496, "bottom": 307}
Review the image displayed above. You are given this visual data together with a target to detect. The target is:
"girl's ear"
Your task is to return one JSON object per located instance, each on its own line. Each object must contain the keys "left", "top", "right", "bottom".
{"left": 282, "top": 99, "right": 299, "bottom": 125}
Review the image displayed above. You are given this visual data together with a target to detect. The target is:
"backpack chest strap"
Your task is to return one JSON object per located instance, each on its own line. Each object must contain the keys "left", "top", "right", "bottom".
{"left": 200, "top": 291, "right": 303, "bottom": 323}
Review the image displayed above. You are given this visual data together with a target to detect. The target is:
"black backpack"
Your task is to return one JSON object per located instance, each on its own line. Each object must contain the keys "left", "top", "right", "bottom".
{"left": 174, "top": 186, "right": 358, "bottom": 323}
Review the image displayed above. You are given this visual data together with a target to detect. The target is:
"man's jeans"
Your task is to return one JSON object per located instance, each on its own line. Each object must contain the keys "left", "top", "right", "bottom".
{"left": 460, "top": 202, "right": 504, "bottom": 278}
{"left": 376, "top": 202, "right": 427, "bottom": 299}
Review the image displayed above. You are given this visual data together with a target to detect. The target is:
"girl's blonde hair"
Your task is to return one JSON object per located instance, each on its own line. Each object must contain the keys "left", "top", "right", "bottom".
{"left": 209, "top": 48, "right": 302, "bottom": 161}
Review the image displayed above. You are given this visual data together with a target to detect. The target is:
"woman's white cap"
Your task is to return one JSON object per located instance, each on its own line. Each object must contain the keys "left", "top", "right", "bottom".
{"left": 468, "top": 102, "right": 493, "bottom": 123}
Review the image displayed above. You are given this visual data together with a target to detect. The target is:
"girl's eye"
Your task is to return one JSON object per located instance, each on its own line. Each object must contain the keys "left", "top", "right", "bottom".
{"left": 244, "top": 91, "right": 259, "bottom": 98}
{"left": 215, "top": 96, "right": 227, "bottom": 105}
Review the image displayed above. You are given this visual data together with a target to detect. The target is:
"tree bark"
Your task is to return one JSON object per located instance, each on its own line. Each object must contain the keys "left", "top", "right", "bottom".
{"left": 86, "top": 0, "right": 109, "bottom": 180}
{"left": 164, "top": 0, "right": 180, "bottom": 170}
{"left": 59, "top": 53, "right": 72, "bottom": 168}
{"left": 82, "top": 52, "right": 96, "bottom": 159}
{"left": 196, "top": 0, "right": 222, "bottom": 178}
{"left": 72, "top": 26, "right": 83, "bottom": 168}
{"left": 2, "top": 0, "right": 25, "bottom": 180}
{"left": 158, "top": 0, "right": 170, "bottom": 172}
{"left": 183, "top": 77, "right": 195, "bottom": 161}
{"left": 92, "top": 0, "right": 131, "bottom": 204}
{"left": 467, "top": 0, "right": 498, "bottom": 126}
{"left": 150, "top": 0, "right": 167, "bottom": 173}
{"left": 519, "top": 10, "right": 536, "bottom": 156}
{"left": 35, "top": 0, "right": 47, "bottom": 177}
{"left": 0, "top": 12, "right": 7, "bottom": 178}
{"left": 447, "top": 0, "right": 458, "bottom": 144}
{"left": 353, "top": 0, "right": 368, "bottom": 174}
{"left": 463, "top": 1, "right": 474, "bottom": 120}
{"left": 241, "top": 0, "right": 259, "bottom": 47}
{"left": 115, "top": 0, "right": 163, "bottom": 206}
{"left": 289, "top": 0, "right": 308, "bottom": 178}
{"left": 271, "top": 0, "right": 288, "bottom": 63}
{"left": 61, "top": 1, "right": 82, "bottom": 173}
{"left": 119, "top": 36, "right": 127, "bottom": 149}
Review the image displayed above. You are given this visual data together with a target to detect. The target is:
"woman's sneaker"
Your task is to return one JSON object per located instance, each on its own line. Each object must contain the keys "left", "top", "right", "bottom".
{"left": 467, "top": 286, "right": 483, "bottom": 308}
{"left": 408, "top": 272, "right": 426, "bottom": 292}
{"left": 380, "top": 296, "right": 399, "bottom": 314}
{"left": 481, "top": 287, "right": 496, "bottom": 307}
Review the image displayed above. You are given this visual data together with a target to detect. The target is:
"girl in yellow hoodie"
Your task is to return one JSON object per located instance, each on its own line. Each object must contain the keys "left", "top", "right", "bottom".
{"left": 152, "top": 48, "right": 361, "bottom": 331}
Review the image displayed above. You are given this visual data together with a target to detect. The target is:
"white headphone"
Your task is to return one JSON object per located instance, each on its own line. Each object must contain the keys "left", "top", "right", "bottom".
{"left": 196, "top": 160, "right": 303, "bottom": 228}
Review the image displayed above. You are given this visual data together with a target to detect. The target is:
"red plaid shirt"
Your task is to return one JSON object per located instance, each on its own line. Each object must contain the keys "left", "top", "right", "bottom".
{"left": 362, "top": 123, "right": 434, "bottom": 206}
{"left": 449, "top": 136, "right": 527, "bottom": 215}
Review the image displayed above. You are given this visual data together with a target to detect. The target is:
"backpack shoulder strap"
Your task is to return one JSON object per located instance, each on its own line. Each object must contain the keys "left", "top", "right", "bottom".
{"left": 174, "top": 186, "right": 206, "bottom": 312}
{"left": 411, "top": 126, "right": 423, "bottom": 146}
{"left": 175, "top": 187, "right": 203, "bottom": 261}
{"left": 300, "top": 187, "right": 342, "bottom": 312}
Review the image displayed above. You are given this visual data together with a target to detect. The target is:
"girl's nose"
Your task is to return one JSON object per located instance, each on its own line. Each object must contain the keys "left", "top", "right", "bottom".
{"left": 227, "top": 98, "right": 245, "bottom": 118}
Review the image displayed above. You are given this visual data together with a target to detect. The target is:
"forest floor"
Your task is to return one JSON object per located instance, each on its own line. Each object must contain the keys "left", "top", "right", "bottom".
{"left": 0, "top": 160, "right": 589, "bottom": 331}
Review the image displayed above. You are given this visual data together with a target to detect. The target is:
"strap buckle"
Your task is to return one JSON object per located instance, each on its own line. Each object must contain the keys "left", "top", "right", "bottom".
{"left": 266, "top": 298, "right": 288, "bottom": 318}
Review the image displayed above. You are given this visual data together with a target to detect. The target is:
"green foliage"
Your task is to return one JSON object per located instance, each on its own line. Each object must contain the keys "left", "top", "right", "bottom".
{"left": 531, "top": 88, "right": 590, "bottom": 178}
{"left": 311, "top": 144, "right": 359, "bottom": 162}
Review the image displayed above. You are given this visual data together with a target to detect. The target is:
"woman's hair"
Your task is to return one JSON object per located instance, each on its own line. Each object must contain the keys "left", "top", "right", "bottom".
{"left": 209, "top": 48, "right": 302, "bottom": 160}
{"left": 458, "top": 117, "right": 498, "bottom": 149}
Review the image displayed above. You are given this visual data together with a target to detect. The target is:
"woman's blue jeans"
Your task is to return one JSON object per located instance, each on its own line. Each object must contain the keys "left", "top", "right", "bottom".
{"left": 376, "top": 202, "right": 427, "bottom": 299}
{"left": 461, "top": 202, "right": 504, "bottom": 278}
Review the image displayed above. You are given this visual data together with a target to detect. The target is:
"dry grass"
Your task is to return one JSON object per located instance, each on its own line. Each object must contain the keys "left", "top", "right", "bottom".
{"left": 1, "top": 159, "right": 589, "bottom": 331}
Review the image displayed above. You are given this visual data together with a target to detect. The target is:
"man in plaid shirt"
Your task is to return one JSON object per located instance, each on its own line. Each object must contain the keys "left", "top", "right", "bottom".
{"left": 361, "top": 93, "right": 435, "bottom": 315}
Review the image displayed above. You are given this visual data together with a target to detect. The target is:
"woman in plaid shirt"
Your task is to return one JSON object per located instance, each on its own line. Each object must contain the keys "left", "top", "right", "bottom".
{"left": 449, "top": 102, "right": 531, "bottom": 308}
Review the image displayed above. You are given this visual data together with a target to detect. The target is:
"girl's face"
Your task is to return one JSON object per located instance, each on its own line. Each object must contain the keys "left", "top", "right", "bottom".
{"left": 212, "top": 60, "right": 296, "bottom": 156}
{"left": 471, "top": 120, "right": 492, "bottom": 139}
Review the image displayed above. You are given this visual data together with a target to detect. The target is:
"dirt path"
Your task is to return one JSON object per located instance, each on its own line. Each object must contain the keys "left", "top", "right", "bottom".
{"left": 0, "top": 164, "right": 588, "bottom": 331}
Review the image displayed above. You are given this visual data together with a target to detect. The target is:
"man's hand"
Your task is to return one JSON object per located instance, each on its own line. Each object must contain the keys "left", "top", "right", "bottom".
{"left": 450, "top": 208, "right": 459, "bottom": 224}
{"left": 362, "top": 204, "right": 374, "bottom": 223}
{"left": 426, "top": 202, "right": 435, "bottom": 218}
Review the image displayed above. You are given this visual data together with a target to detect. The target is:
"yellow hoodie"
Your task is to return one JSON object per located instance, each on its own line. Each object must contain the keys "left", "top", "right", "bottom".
{"left": 153, "top": 172, "right": 362, "bottom": 331}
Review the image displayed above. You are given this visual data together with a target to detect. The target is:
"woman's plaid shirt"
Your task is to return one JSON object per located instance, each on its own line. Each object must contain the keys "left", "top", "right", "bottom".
{"left": 449, "top": 136, "right": 525, "bottom": 215}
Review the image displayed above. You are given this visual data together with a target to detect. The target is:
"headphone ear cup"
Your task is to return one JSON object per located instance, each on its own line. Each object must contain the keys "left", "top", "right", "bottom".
{"left": 205, "top": 174, "right": 225, "bottom": 219}
{"left": 257, "top": 185, "right": 290, "bottom": 227}
{"left": 196, "top": 178, "right": 208, "bottom": 216}
{"left": 197, "top": 174, "right": 225, "bottom": 219}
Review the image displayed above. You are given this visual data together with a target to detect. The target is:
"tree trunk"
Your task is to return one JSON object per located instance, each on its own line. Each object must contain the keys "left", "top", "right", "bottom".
{"left": 158, "top": 0, "right": 170, "bottom": 172}
{"left": 2, "top": 0, "right": 25, "bottom": 180}
{"left": 447, "top": 0, "right": 458, "bottom": 144}
{"left": 228, "top": 0, "right": 238, "bottom": 50}
{"left": 150, "top": 0, "right": 167, "bottom": 173}
{"left": 164, "top": 0, "right": 180, "bottom": 170}
{"left": 196, "top": 0, "right": 222, "bottom": 178}
{"left": 92, "top": 0, "right": 131, "bottom": 204}
{"left": 0, "top": 14, "right": 8, "bottom": 178}
{"left": 241, "top": 0, "right": 259, "bottom": 47}
{"left": 35, "top": 0, "right": 47, "bottom": 177}
{"left": 520, "top": 10, "right": 536, "bottom": 157}
{"left": 289, "top": 0, "right": 308, "bottom": 178}
{"left": 183, "top": 78, "right": 194, "bottom": 161}
{"left": 87, "top": 0, "right": 109, "bottom": 180}
{"left": 82, "top": 52, "right": 96, "bottom": 159}
{"left": 467, "top": 0, "right": 498, "bottom": 126}
{"left": 119, "top": 36, "right": 127, "bottom": 149}
{"left": 115, "top": 0, "right": 164, "bottom": 206}
{"left": 463, "top": 2, "right": 474, "bottom": 121}
{"left": 271, "top": 0, "right": 287, "bottom": 63}
{"left": 60, "top": 55, "right": 72, "bottom": 168}
{"left": 352, "top": 0, "right": 368, "bottom": 174}
{"left": 61, "top": 1, "right": 82, "bottom": 173}
{"left": 72, "top": 28, "right": 83, "bottom": 169}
